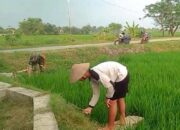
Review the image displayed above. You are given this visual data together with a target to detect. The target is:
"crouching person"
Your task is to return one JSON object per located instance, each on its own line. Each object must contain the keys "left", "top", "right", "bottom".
{"left": 28, "top": 52, "right": 46, "bottom": 74}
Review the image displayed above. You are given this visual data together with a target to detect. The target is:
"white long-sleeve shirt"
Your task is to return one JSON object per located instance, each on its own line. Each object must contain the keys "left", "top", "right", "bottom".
{"left": 89, "top": 61, "right": 128, "bottom": 107}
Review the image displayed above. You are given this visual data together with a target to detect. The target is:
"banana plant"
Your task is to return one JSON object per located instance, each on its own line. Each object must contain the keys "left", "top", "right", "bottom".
{"left": 124, "top": 21, "right": 140, "bottom": 38}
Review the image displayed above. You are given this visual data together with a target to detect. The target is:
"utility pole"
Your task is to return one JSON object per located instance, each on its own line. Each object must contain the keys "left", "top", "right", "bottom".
{"left": 67, "top": 0, "right": 71, "bottom": 34}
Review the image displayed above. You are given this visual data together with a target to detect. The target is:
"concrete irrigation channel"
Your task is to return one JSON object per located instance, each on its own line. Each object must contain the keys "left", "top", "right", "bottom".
{"left": 0, "top": 82, "right": 58, "bottom": 130}
{"left": 0, "top": 81, "right": 144, "bottom": 130}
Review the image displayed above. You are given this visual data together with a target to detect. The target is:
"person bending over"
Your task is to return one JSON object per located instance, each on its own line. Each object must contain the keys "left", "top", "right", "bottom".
{"left": 70, "top": 61, "right": 130, "bottom": 130}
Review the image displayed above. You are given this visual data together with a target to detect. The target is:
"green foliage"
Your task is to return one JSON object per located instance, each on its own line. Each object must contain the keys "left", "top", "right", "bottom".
{"left": 50, "top": 94, "right": 100, "bottom": 129}
{"left": 81, "top": 25, "right": 93, "bottom": 34}
{"left": 0, "top": 33, "right": 180, "bottom": 50}
{"left": 0, "top": 61, "right": 9, "bottom": 71}
{"left": 4, "top": 34, "right": 21, "bottom": 45}
{"left": 17, "top": 51, "right": 180, "bottom": 129}
{"left": 18, "top": 18, "right": 122, "bottom": 35}
{"left": 144, "top": 0, "right": 180, "bottom": 36}
{"left": 43, "top": 23, "right": 59, "bottom": 35}
{"left": 108, "top": 23, "right": 122, "bottom": 35}
{"left": 1, "top": 40, "right": 180, "bottom": 129}
{"left": 0, "top": 27, "right": 4, "bottom": 34}
{"left": 0, "top": 34, "right": 112, "bottom": 49}
{"left": 19, "top": 18, "right": 44, "bottom": 35}
{"left": 124, "top": 21, "right": 140, "bottom": 38}
{"left": 10, "top": 17, "right": 124, "bottom": 35}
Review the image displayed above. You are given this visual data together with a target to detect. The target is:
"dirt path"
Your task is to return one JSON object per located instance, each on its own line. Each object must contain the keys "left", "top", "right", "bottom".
{"left": 0, "top": 37, "right": 180, "bottom": 53}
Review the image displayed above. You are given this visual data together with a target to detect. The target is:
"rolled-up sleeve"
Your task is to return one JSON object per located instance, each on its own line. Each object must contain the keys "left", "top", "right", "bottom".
{"left": 89, "top": 79, "right": 100, "bottom": 107}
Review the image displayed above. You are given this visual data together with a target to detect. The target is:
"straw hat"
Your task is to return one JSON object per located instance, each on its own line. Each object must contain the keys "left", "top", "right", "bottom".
{"left": 70, "top": 63, "right": 90, "bottom": 83}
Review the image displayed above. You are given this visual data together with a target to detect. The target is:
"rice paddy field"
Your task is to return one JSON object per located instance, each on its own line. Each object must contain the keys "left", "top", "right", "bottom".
{"left": 0, "top": 40, "right": 180, "bottom": 130}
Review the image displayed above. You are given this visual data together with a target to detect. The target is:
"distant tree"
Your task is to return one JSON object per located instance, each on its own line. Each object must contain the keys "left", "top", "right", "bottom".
{"left": 108, "top": 23, "right": 122, "bottom": 35}
{"left": 124, "top": 21, "right": 139, "bottom": 38}
{"left": 96, "top": 26, "right": 105, "bottom": 33}
{"left": 0, "top": 27, "right": 4, "bottom": 34}
{"left": 81, "top": 25, "right": 92, "bottom": 34}
{"left": 144, "top": 0, "right": 180, "bottom": 36}
{"left": 91, "top": 26, "right": 98, "bottom": 33}
{"left": 44, "top": 23, "right": 59, "bottom": 34}
{"left": 103, "top": 27, "right": 110, "bottom": 33}
{"left": 144, "top": 2, "right": 168, "bottom": 36}
{"left": 70, "top": 26, "right": 81, "bottom": 34}
{"left": 19, "top": 18, "right": 44, "bottom": 35}
{"left": 62, "top": 26, "right": 70, "bottom": 34}
{"left": 164, "top": 0, "right": 180, "bottom": 36}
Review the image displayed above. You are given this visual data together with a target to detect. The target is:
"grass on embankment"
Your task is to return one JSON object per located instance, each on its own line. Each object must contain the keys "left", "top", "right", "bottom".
{"left": 0, "top": 40, "right": 180, "bottom": 73}
{"left": 0, "top": 98, "right": 33, "bottom": 130}
{"left": 0, "top": 33, "right": 180, "bottom": 49}
{"left": 0, "top": 34, "right": 115, "bottom": 49}
{"left": 50, "top": 94, "right": 100, "bottom": 130}
{"left": 0, "top": 40, "right": 180, "bottom": 130}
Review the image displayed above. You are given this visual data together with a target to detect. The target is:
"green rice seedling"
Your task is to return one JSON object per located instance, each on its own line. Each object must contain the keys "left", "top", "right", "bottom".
{"left": 18, "top": 51, "right": 180, "bottom": 129}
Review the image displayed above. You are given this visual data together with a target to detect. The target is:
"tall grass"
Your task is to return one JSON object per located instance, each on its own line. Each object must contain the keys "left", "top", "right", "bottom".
{"left": 18, "top": 51, "right": 180, "bottom": 130}
{"left": 0, "top": 32, "right": 179, "bottom": 49}
{"left": 0, "top": 34, "right": 114, "bottom": 49}
{"left": 125, "top": 52, "right": 180, "bottom": 130}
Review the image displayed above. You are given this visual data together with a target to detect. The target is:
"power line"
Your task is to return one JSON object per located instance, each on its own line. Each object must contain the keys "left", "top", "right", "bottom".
{"left": 101, "top": 0, "right": 141, "bottom": 14}
{"left": 102, "top": 0, "right": 180, "bottom": 14}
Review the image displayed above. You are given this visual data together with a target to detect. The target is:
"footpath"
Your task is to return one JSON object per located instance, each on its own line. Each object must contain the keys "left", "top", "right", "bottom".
{"left": 0, "top": 37, "right": 180, "bottom": 53}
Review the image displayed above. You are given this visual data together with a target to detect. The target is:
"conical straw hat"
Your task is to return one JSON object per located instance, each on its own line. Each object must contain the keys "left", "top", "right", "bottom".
{"left": 70, "top": 63, "right": 90, "bottom": 83}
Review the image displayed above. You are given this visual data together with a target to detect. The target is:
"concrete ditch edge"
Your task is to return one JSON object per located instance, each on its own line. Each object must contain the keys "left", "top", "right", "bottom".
{"left": 0, "top": 81, "right": 59, "bottom": 130}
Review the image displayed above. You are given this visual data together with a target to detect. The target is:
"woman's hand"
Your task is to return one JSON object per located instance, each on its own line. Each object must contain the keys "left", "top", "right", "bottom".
{"left": 82, "top": 107, "right": 92, "bottom": 115}
{"left": 105, "top": 98, "right": 111, "bottom": 108}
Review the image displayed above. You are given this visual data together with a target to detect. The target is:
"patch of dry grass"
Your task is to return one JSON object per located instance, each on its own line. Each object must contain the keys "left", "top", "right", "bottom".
{"left": 0, "top": 98, "right": 33, "bottom": 130}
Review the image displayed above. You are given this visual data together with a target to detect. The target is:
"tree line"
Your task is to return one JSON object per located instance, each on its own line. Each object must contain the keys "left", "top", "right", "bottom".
{"left": 0, "top": 18, "right": 123, "bottom": 35}
{"left": 0, "top": 0, "right": 179, "bottom": 37}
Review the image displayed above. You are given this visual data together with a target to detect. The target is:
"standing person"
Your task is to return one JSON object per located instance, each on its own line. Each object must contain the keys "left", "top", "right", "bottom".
{"left": 70, "top": 61, "right": 130, "bottom": 130}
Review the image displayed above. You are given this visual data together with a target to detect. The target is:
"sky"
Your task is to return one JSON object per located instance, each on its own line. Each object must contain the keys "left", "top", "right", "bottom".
{"left": 0, "top": 0, "right": 161, "bottom": 29}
